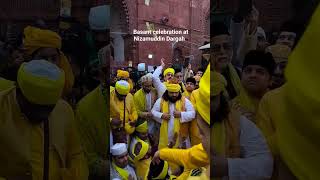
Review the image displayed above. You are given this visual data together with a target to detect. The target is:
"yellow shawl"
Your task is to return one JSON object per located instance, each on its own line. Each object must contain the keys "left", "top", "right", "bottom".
{"left": 274, "top": 4, "right": 320, "bottom": 179}
{"left": 158, "top": 97, "right": 186, "bottom": 149}
{"left": 112, "top": 162, "right": 129, "bottom": 180}
{"left": 213, "top": 110, "right": 241, "bottom": 158}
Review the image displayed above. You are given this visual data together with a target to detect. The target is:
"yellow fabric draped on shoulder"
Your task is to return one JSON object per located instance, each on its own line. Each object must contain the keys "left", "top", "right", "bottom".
{"left": 232, "top": 90, "right": 260, "bottom": 122}
{"left": 112, "top": 162, "right": 129, "bottom": 179}
{"left": 158, "top": 98, "right": 183, "bottom": 149}
{"left": 213, "top": 110, "right": 241, "bottom": 158}
{"left": 274, "top": 4, "right": 320, "bottom": 179}
{"left": 227, "top": 63, "right": 241, "bottom": 95}
{"left": 134, "top": 88, "right": 147, "bottom": 114}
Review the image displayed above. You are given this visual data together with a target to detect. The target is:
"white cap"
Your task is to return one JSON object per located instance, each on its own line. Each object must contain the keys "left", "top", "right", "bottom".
{"left": 24, "top": 60, "right": 63, "bottom": 81}
{"left": 111, "top": 143, "right": 127, "bottom": 156}
{"left": 89, "top": 5, "right": 110, "bottom": 30}
{"left": 257, "top": 27, "right": 266, "bottom": 40}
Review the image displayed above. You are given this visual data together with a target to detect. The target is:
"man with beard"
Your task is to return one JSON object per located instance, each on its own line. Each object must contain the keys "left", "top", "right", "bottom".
{"left": 183, "top": 77, "right": 196, "bottom": 99}
{"left": 265, "top": 44, "right": 292, "bottom": 89}
{"left": 212, "top": 70, "right": 273, "bottom": 179}
{"left": 110, "top": 80, "right": 138, "bottom": 144}
{"left": 212, "top": 22, "right": 242, "bottom": 99}
{"left": 232, "top": 50, "right": 275, "bottom": 122}
{"left": 75, "top": 46, "right": 110, "bottom": 179}
{"left": 151, "top": 77, "right": 195, "bottom": 171}
{"left": 152, "top": 65, "right": 211, "bottom": 180}
{"left": 110, "top": 143, "right": 137, "bottom": 180}
{"left": 152, "top": 58, "right": 175, "bottom": 98}
{"left": 0, "top": 60, "right": 88, "bottom": 179}
{"left": 133, "top": 73, "right": 159, "bottom": 154}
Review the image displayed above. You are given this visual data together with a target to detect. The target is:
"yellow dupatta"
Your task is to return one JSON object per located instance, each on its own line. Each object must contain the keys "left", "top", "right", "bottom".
{"left": 274, "top": 5, "right": 320, "bottom": 179}
{"left": 213, "top": 110, "right": 241, "bottom": 158}
{"left": 158, "top": 98, "right": 185, "bottom": 149}
{"left": 112, "top": 162, "right": 129, "bottom": 180}
{"left": 227, "top": 63, "right": 242, "bottom": 96}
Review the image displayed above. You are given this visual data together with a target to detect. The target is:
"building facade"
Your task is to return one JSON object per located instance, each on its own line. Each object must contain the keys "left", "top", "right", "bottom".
{"left": 110, "top": 0, "right": 210, "bottom": 72}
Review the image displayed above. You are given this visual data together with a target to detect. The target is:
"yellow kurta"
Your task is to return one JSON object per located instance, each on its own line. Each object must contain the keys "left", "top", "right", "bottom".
{"left": 110, "top": 88, "right": 138, "bottom": 134}
{"left": 75, "top": 85, "right": 109, "bottom": 176}
{"left": 159, "top": 144, "right": 209, "bottom": 180}
{"left": 0, "top": 81, "right": 88, "bottom": 180}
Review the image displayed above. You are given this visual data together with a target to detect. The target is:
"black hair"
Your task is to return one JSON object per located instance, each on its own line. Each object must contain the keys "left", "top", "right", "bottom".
{"left": 147, "top": 160, "right": 169, "bottom": 180}
{"left": 211, "top": 21, "right": 230, "bottom": 38}
{"left": 242, "top": 50, "right": 276, "bottom": 75}
{"left": 162, "top": 90, "right": 182, "bottom": 102}
{"left": 186, "top": 77, "right": 196, "bottom": 85}
{"left": 197, "top": 68, "right": 205, "bottom": 73}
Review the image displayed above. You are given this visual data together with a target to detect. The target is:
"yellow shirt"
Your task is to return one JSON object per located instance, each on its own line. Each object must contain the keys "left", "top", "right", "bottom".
{"left": 0, "top": 81, "right": 88, "bottom": 180}
{"left": 75, "top": 85, "right": 109, "bottom": 176}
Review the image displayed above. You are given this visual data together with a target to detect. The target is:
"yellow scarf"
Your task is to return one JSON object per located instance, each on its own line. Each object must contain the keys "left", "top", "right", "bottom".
{"left": 112, "top": 162, "right": 129, "bottom": 180}
{"left": 227, "top": 63, "right": 241, "bottom": 96}
{"left": 158, "top": 98, "right": 185, "bottom": 149}
{"left": 232, "top": 90, "right": 260, "bottom": 122}
{"left": 134, "top": 88, "right": 157, "bottom": 113}
{"left": 183, "top": 91, "right": 192, "bottom": 99}
{"left": 275, "top": 4, "right": 320, "bottom": 179}
{"left": 213, "top": 110, "right": 241, "bottom": 157}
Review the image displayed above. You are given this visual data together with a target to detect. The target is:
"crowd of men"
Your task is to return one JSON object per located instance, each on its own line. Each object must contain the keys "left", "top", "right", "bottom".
{"left": 212, "top": 2, "right": 320, "bottom": 180}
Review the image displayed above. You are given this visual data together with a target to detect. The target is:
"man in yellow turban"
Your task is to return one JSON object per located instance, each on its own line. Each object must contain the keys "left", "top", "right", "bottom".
{"left": 151, "top": 77, "right": 195, "bottom": 150}
{"left": 265, "top": 44, "right": 292, "bottom": 89}
{"left": 256, "top": 4, "right": 320, "bottom": 179}
{"left": 152, "top": 65, "right": 211, "bottom": 179}
{"left": 212, "top": 67, "right": 273, "bottom": 178}
{"left": 152, "top": 58, "right": 176, "bottom": 98}
{"left": 0, "top": 60, "right": 88, "bottom": 179}
{"left": 110, "top": 80, "right": 138, "bottom": 144}
{"left": 75, "top": 45, "right": 110, "bottom": 180}
{"left": 23, "top": 26, "right": 74, "bottom": 96}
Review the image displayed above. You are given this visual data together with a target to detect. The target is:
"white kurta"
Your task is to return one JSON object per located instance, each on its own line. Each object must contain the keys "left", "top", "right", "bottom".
{"left": 110, "top": 163, "right": 137, "bottom": 180}
{"left": 152, "top": 66, "right": 167, "bottom": 98}
{"left": 227, "top": 116, "right": 273, "bottom": 180}
{"left": 151, "top": 97, "right": 195, "bottom": 147}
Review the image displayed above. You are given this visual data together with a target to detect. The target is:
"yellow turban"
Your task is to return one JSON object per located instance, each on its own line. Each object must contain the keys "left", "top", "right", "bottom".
{"left": 136, "top": 121, "right": 148, "bottom": 133}
{"left": 265, "top": 44, "right": 292, "bottom": 63}
{"left": 213, "top": 71, "right": 227, "bottom": 96}
{"left": 17, "top": 60, "right": 65, "bottom": 105}
{"left": 197, "top": 64, "right": 210, "bottom": 125}
{"left": 115, "top": 80, "right": 130, "bottom": 95}
{"left": 117, "top": 70, "right": 130, "bottom": 78}
{"left": 23, "top": 26, "right": 74, "bottom": 95}
{"left": 163, "top": 68, "right": 175, "bottom": 77}
{"left": 166, "top": 83, "right": 181, "bottom": 92}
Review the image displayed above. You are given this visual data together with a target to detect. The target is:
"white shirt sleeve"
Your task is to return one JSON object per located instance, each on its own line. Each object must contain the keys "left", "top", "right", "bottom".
{"left": 180, "top": 98, "right": 196, "bottom": 123}
{"left": 152, "top": 66, "right": 166, "bottom": 98}
{"left": 151, "top": 98, "right": 163, "bottom": 123}
{"left": 227, "top": 116, "right": 273, "bottom": 180}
